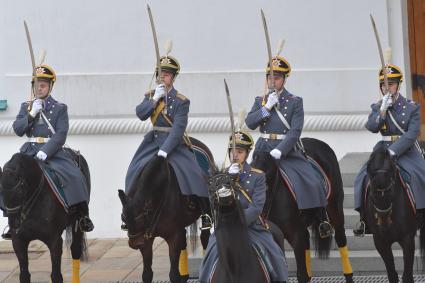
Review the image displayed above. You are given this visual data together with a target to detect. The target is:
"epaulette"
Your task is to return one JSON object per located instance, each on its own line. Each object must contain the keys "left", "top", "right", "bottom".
{"left": 407, "top": 99, "right": 418, "bottom": 105}
{"left": 250, "top": 167, "right": 264, "bottom": 174}
{"left": 176, "top": 93, "right": 187, "bottom": 101}
{"left": 145, "top": 90, "right": 155, "bottom": 97}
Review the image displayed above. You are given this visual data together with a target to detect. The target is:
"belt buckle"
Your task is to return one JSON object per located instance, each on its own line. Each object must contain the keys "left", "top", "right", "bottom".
{"left": 36, "top": 137, "right": 44, "bottom": 143}
{"left": 391, "top": 136, "right": 398, "bottom": 142}
{"left": 270, "top": 133, "right": 277, "bottom": 140}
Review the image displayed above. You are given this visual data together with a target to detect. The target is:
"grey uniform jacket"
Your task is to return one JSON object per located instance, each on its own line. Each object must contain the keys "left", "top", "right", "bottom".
{"left": 11, "top": 96, "right": 88, "bottom": 206}
{"left": 199, "top": 162, "right": 288, "bottom": 282}
{"left": 245, "top": 89, "right": 327, "bottom": 209}
{"left": 354, "top": 94, "right": 425, "bottom": 209}
{"left": 125, "top": 87, "right": 208, "bottom": 197}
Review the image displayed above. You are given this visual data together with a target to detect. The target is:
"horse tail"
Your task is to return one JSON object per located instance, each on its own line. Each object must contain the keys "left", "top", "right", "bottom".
{"left": 65, "top": 223, "right": 89, "bottom": 262}
{"left": 189, "top": 221, "right": 199, "bottom": 254}
{"left": 420, "top": 225, "right": 425, "bottom": 268}
{"left": 311, "top": 223, "right": 332, "bottom": 259}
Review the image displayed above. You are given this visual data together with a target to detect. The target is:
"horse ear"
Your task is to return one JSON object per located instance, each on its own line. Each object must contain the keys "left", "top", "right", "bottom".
{"left": 118, "top": 189, "right": 127, "bottom": 206}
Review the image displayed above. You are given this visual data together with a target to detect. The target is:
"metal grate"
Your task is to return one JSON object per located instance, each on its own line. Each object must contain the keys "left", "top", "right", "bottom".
{"left": 97, "top": 275, "right": 425, "bottom": 283}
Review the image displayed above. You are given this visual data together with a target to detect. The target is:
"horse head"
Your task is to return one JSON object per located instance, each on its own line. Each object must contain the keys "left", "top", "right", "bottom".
{"left": 1, "top": 153, "right": 43, "bottom": 230}
{"left": 367, "top": 147, "right": 397, "bottom": 228}
{"left": 121, "top": 155, "right": 171, "bottom": 249}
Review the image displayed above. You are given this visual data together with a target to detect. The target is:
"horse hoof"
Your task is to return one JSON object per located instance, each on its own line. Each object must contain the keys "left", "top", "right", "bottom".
{"left": 180, "top": 275, "right": 189, "bottom": 282}
{"left": 344, "top": 273, "right": 354, "bottom": 283}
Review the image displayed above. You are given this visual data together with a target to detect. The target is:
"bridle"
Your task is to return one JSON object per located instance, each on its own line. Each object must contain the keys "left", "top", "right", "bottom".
{"left": 3, "top": 167, "right": 45, "bottom": 233}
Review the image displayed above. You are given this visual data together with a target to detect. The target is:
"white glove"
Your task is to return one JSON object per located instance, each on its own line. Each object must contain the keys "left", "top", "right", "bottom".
{"left": 265, "top": 92, "right": 279, "bottom": 110}
{"left": 270, "top": 148, "right": 282, "bottom": 160}
{"left": 157, "top": 149, "right": 168, "bottom": 158}
{"left": 29, "top": 99, "right": 44, "bottom": 117}
{"left": 228, "top": 163, "right": 240, "bottom": 175}
{"left": 36, "top": 151, "right": 47, "bottom": 161}
{"left": 380, "top": 94, "right": 393, "bottom": 112}
{"left": 152, "top": 84, "right": 166, "bottom": 101}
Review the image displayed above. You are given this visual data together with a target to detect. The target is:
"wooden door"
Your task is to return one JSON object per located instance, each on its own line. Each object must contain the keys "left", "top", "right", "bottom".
{"left": 408, "top": 0, "right": 425, "bottom": 138}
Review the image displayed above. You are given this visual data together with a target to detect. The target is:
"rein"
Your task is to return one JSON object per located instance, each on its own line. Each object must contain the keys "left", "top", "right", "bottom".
{"left": 4, "top": 169, "right": 45, "bottom": 232}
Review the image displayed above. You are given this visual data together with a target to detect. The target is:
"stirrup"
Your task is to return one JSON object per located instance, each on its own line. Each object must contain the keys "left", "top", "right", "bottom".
{"left": 79, "top": 216, "right": 94, "bottom": 232}
{"left": 1, "top": 226, "right": 12, "bottom": 240}
{"left": 319, "top": 221, "right": 334, "bottom": 238}
{"left": 121, "top": 222, "right": 128, "bottom": 231}
{"left": 353, "top": 220, "right": 366, "bottom": 237}
{"left": 200, "top": 214, "right": 212, "bottom": 230}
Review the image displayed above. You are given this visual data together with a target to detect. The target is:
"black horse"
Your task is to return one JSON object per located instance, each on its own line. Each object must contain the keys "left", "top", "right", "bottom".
{"left": 207, "top": 173, "right": 286, "bottom": 283}
{"left": 364, "top": 147, "right": 425, "bottom": 283}
{"left": 0, "top": 150, "right": 90, "bottom": 283}
{"left": 251, "top": 137, "right": 353, "bottom": 283}
{"left": 118, "top": 137, "right": 214, "bottom": 283}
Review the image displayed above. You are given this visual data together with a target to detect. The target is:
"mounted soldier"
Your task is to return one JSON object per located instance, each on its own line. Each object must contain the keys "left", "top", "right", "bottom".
{"left": 245, "top": 55, "right": 333, "bottom": 238}
{"left": 199, "top": 130, "right": 288, "bottom": 283}
{"left": 123, "top": 50, "right": 212, "bottom": 230}
{"left": 1, "top": 63, "right": 94, "bottom": 240}
{"left": 353, "top": 62, "right": 425, "bottom": 236}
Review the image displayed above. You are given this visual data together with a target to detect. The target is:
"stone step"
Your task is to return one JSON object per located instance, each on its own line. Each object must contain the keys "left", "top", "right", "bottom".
{"left": 339, "top": 152, "right": 370, "bottom": 188}
{"left": 343, "top": 187, "right": 354, "bottom": 208}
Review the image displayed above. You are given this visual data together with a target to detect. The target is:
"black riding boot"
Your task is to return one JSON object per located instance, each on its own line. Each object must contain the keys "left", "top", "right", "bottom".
{"left": 198, "top": 197, "right": 212, "bottom": 230}
{"left": 70, "top": 202, "right": 94, "bottom": 232}
{"left": 318, "top": 207, "right": 333, "bottom": 238}
{"left": 353, "top": 208, "right": 370, "bottom": 237}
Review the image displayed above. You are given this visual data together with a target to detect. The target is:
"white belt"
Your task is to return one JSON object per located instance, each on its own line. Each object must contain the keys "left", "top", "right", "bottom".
{"left": 260, "top": 133, "right": 286, "bottom": 140}
{"left": 381, "top": 135, "right": 401, "bottom": 142}
{"left": 28, "top": 137, "right": 50, "bottom": 143}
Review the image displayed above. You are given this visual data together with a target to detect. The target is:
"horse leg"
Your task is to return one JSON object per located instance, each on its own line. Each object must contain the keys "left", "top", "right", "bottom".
{"left": 49, "top": 237, "right": 64, "bottom": 283}
{"left": 70, "top": 222, "right": 84, "bottom": 283}
{"left": 166, "top": 230, "right": 186, "bottom": 283}
{"left": 12, "top": 238, "right": 31, "bottom": 283}
{"left": 328, "top": 204, "right": 353, "bottom": 283}
{"left": 140, "top": 238, "right": 154, "bottom": 283}
{"left": 285, "top": 226, "right": 310, "bottom": 283}
{"left": 373, "top": 235, "right": 399, "bottom": 283}
{"left": 399, "top": 235, "right": 415, "bottom": 283}
{"left": 179, "top": 229, "right": 189, "bottom": 283}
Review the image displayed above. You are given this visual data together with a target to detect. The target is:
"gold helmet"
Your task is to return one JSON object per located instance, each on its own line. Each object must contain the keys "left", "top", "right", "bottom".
{"left": 379, "top": 64, "right": 403, "bottom": 85}
{"left": 266, "top": 56, "right": 291, "bottom": 77}
{"left": 32, "top": 65, "right": 56, "bottom": 84}
{"left": 228, "top": 130, "right": 254, "bottom": 152}
{"left": 156, "top": 55, "right": 180, "bottom": 77}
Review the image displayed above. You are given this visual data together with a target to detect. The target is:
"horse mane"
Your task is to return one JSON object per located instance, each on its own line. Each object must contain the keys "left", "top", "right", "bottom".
{"left": 2, "top": 153, "right": 42, "bottom": 191}
{"left": 128, "top": 155, "right": 171, "bottom": 212}
{"left": 367, "top": 145, "right": 393, "bottom": 174}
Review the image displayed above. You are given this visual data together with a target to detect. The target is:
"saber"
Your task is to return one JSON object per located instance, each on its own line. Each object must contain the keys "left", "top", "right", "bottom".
{"left": 224, "top": 79, "right": 236, "bottom": 162}
{"left": 370, "top": 14, "right": 389, "bottom": 94}
{"left": 147, "top": 5, "right": 162, "bottom": 85}
{"left": 261, "top": 9, "right": 276, "bottom": 91}
{"left": 24, "top": 20, "right": 37, "bottom": 110}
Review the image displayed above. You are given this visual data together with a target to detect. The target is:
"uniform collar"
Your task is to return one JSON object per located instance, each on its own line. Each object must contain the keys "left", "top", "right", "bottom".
{"left": 43, "top": 96, "right": 56, "bottom": 110}
{"left": 240, "top": 162, "right": 251, "bottom": 181}
{"left": 166, "top": 87, "right": 177, "bottom": 98}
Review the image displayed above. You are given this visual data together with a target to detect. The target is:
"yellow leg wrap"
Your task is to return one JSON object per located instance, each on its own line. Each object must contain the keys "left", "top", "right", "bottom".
{"left": 338, "top": 246, "right": 353, "bottom": 275}
{"left": 305, "top": 249, "right": 312, "bottom": 278}
{"left": 179, "top": 249, "right": 189, "bottom": 276}
{"left": 72, "top": 259, "right": 81, "bottom": 283}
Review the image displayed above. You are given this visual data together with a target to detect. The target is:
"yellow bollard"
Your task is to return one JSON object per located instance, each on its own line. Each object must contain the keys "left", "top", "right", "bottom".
{"left": 338, "top": 246, "right": 353, "bottom": 275}
{"left": 305, "top": 249, "right": 312, "bottom": 278}
{"left": 179, "top": 249, "right": 189, "bottom": 277}
{"left": 71, "top": 259, "right": 81, "bottom": 283}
